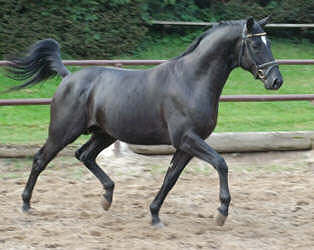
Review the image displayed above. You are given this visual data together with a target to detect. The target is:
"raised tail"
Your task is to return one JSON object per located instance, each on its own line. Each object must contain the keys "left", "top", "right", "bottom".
{"left": 4, "top": 39, "right": 70, "bottom": 92}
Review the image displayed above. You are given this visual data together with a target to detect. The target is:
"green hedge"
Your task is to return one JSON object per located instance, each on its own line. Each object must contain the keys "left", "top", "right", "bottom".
{"left": 147, "top": 0, "right": 314, "bottom": 41}
{"left": 0, "top": 0, "right": 147, "bottom": 59}
{"left": 147, "top": 0, "right": 314, "bottom": 24}
{"left": 0, "top": 0, "right": 312, "bottom": 60}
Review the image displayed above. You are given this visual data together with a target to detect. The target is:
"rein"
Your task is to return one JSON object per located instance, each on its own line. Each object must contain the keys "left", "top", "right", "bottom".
{"left": 238, "top": 25, "right": 278, "bottom": 80}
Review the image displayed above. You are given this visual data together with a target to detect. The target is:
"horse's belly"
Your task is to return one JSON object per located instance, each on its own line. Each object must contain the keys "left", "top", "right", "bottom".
{"left": 95, "top": 109, "right": 170, "bottom": 145}
{"left": 110, "top": 123, "right": 170, "bottom": 145}
{"left": 119, "top": 131, "right": 170, "bottom": 145}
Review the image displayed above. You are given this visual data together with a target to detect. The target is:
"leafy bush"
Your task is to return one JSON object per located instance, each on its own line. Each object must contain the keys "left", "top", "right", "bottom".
{"left": 0, "top": 0, "right": 312, "bottom": 60}
{"left": 146, "top": 0, "right": 314, "bottom": 24}
{"left": 0, "top": 0, "right": 147, "bottom": 59}
{"left": 147, "top": 0, "right": 314, "bottom": 41}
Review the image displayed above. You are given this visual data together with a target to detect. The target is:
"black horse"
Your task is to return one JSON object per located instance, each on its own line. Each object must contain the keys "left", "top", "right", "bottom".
{"left": 4, "top": 17, "right": 283, "bottom": 227}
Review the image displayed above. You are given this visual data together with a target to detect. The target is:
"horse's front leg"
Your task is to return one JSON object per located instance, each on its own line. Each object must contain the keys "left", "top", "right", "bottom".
{"left": 150, "top": 150, "right": 193, "bottom": 227}
{"left": 180, "top": 131, "right": 231, "bottom": 226}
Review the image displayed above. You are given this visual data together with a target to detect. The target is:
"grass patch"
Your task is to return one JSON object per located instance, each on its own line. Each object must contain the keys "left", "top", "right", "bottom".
{"left": 0, "top": 35, "right": 313, "bottom": 144}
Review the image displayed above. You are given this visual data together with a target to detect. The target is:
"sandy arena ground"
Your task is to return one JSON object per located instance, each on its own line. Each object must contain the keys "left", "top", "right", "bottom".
{"left": 0, "top": 145, "right": 314, "bottom": 250}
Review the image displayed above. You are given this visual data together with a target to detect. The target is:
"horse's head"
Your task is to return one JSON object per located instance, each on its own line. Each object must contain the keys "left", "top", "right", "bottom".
{"left": 238, "top": 16, "right": 283, "bottom": 90}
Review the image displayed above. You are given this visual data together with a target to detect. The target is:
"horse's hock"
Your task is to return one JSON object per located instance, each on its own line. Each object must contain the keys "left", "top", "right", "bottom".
{"left": 129, "top": 131, "right": 314, "bottom": 155}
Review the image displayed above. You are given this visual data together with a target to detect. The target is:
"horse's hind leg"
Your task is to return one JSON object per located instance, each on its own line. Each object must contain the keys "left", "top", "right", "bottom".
{"left": 22, "top": 133, "right": 81, "bottom": 211}
{"left": 22, "top": 104, "right": 85, "bottom": 212}
{"left": 75, "top": 133, "right": 116, "bottom": 210}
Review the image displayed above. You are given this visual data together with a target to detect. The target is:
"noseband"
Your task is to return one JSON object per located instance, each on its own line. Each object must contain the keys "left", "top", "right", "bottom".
{"left": 238, "top": 25, "right": 278, "bottom": 80}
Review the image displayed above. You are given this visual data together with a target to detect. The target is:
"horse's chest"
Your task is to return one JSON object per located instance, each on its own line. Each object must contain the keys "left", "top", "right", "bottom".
{"left": 188, "top": 102, "right": 218, "bottom": 137}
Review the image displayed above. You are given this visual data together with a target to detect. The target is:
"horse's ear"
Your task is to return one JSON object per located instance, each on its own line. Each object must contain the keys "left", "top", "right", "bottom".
{"left": 246, "top": 16, "right": 254, "bottom": 33}
{"left": 258, "top": 16, "right": 271, "bottom": 27}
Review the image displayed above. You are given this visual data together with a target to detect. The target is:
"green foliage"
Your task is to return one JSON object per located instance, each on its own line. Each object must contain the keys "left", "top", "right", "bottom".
{"left": 147, "top": 0, "right": 314, "bottom": 41}
{"left": 0, "top": 0, "right": 313, "bottom": 59}
{"left": 218, "top": 0, "right": 314, "bottom": 40}
{"left": 145, "top": 0, "right": 204, "bottom": 21}
{"left": 0, "top": 0, "right": 147, "bottom": 59}
{"left": 146, "top": 0, "right": 314, "bottom": 24}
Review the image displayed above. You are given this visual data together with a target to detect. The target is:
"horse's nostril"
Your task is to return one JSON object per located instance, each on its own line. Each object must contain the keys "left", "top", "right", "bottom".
{"left": 273, "top": 78, "right": 283, "bottom": 89}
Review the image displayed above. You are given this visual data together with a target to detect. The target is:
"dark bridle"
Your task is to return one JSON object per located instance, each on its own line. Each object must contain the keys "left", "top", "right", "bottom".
{"left": 239, "top": 24, "right": 278, "bottom": 80}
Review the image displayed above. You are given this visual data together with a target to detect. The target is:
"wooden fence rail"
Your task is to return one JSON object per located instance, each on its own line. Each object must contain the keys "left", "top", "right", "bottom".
{"left": 1, "top": 59, "right": 314, "bottom": 67}
{"left": 151, "top": 21, "right": 314, "bottom": 29}
{"left": 0, "top": 59, "right": 313, "bottom": 106}
{"left": 1, "top": 95, "right": 314, "bottom": 106}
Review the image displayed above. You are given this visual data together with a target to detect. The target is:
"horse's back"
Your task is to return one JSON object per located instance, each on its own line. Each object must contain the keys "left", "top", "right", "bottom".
{"left": 53, "top": 66, "right": 146, "bottom": 106}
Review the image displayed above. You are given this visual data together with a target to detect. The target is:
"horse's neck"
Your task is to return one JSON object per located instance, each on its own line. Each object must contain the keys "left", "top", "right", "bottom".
{"left": 180, "top": 25, "right": 241, "bottom": 98}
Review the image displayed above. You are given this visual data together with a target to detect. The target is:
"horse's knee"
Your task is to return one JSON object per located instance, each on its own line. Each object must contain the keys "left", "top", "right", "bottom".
{"left": 106, "top": 181, "right": 114, "bottom": 191}
{"left": 75, "top": 148, "right": 92, "bottom": 163}
{"left": 32, "top": 152, "right": 45, "bottom": 173}
{"left": 75, "top": 142, "right": 98, "bottom": 163}
{"left": 215, "top": 156, "right": 228, "bottom": 174}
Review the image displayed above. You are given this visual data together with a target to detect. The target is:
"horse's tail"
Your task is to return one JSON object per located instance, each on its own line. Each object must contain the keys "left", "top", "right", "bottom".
{"left": 3, "top": 39, "right": 70, "bottom": 92}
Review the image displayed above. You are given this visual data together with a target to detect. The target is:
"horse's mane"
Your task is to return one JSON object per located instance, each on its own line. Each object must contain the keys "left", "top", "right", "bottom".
{"left": 172, "top": 20, "right": 243, "bottom": 60}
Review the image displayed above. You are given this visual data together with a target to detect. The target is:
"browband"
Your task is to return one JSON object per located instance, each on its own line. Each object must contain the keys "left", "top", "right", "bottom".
{"left": 246, "top": 32, "right": 267, "bottom": 38}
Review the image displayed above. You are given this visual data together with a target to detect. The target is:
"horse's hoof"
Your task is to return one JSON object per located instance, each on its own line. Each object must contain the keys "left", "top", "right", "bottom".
{"left": 22, "top": 203, "right": 31, "bottom": 213}
{"left": 215, "top": 212, "right": 227, "bottom": 226}
{"left": 151, "top": 216, "right": 165, "bottom": 229}
{"left": 152, "top": 221, "right": 165, "bottom": 229}
{"left": 101, "top": 196, "right": 111, "bottom": 211}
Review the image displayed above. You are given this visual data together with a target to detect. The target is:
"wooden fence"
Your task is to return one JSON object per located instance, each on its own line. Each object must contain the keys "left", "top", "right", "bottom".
{"left": 0, "top": 59, "right": 313, "bottom": 106}
{"left": 151, "top": 21, "right": 314, "bottom": 29}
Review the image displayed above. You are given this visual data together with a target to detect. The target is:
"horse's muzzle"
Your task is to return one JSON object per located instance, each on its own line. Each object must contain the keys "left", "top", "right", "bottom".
{"left": 264, "top": 75, "right": 283, "bottom": 90}
{"left": 272, "top": 78, "right": 283, "bottom": 90}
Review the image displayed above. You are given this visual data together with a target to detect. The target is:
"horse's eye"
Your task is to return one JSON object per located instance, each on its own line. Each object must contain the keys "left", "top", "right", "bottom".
{"left": 252, "top": 42, "right": 260, "bottom": 50}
